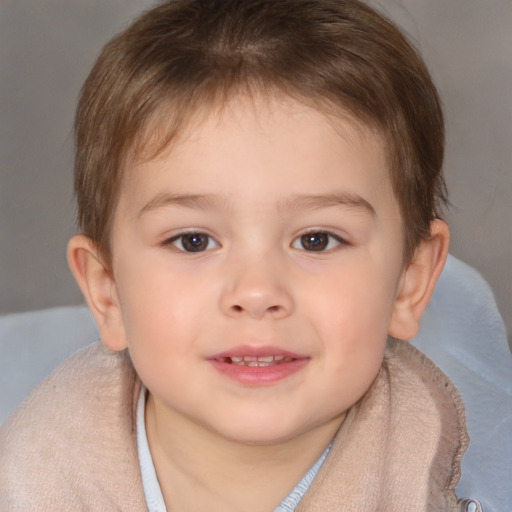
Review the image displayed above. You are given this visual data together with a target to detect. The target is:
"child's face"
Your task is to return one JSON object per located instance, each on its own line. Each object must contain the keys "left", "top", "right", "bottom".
{"left": 110, "top": 95, "right": 406, "bottom": 444}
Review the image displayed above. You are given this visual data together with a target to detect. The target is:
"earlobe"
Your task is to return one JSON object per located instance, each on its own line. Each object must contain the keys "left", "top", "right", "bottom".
{"left": 67, "top": 235, "right": 128, "bottom": 351}
{"left": 389, "top": 220, "right": 450, "bottom": 341}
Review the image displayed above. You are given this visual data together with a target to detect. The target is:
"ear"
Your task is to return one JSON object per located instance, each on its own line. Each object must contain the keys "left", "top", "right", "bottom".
{"left": 389, "top": 220, "right": 450, "bottom": 340}
{"left": 67, "top": 235, "right": 128, "bottom": 351}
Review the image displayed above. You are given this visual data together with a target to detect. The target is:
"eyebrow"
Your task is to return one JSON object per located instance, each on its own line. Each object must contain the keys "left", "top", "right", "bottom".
{"left": 137, "top": 193, "right": 224, "bottom": 217}
{"left": 279, "top": 192, "right": 376, "bottom": 216}
{"left": 137, "top": 191, "right": 376, "bottom": 217}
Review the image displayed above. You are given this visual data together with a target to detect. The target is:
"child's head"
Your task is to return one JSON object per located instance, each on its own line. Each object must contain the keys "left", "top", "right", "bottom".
{"left": 68, "top": 0, "right": 449, "bottom": 446}
{"left": 74, "top": 0, "right": 446, "bottom": 267}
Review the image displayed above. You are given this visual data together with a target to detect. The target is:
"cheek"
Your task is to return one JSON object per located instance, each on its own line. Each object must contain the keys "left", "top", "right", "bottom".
{"left": 312, "top": 257, "right": 399, "bottom": 333}
{"left": 302, "top": 256, "right": 398, "bottom": 380}
{"left": 114, "top": 254, "right": 210, "bottom": 356}
{"left": 117, "top": 276, "right": 205, "bottom": 395}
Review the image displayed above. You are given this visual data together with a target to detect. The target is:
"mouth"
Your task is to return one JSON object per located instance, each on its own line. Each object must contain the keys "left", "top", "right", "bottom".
{"left": 209, "top": 348, "right": 309, "bottom": 385}
{"left": 215, "top": 355, "right": 296, "bottom": 367}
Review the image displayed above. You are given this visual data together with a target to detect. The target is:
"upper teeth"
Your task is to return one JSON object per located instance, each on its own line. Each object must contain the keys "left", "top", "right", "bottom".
{"left": 227, "top": 355, "right": 291, "bottom": 367}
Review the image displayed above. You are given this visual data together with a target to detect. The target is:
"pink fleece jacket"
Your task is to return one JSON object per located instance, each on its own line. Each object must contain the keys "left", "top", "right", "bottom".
{"left": 0, "top": 339, "right": 468, "bottom": 511}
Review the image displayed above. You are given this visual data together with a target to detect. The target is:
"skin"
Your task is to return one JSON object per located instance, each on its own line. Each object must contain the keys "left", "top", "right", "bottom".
{"left": 68, "top": 94, "right": 449, "bottom": 511}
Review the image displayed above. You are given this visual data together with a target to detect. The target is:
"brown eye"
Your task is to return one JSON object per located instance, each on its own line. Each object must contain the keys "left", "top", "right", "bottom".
{"left": 182, "top": 234, "right": 209, "bottom": 252}
{"left": 292, "top": 231, "right": 346, "bottom": 252}
{"left": 300, "top": 232, "right": 329, "bottom": 251}
{"left": 169, "top": 233, "right": 218, "bottom": 252}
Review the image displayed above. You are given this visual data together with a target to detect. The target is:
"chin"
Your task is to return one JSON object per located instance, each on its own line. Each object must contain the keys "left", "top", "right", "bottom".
{"left": 208, "top": 415, "right": 334, "bottom": 447}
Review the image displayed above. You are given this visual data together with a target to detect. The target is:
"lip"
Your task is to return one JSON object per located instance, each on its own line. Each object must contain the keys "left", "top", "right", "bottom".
{"left": 208, "top": 345, "right": 310, "bottom": 386}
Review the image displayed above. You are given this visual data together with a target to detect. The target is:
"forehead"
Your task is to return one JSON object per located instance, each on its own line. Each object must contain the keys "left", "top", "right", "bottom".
{"left": 119, "top": 93, "right": 395, "bottom": 216}
{"left": 130, "top": 91, "right": 389, "bottom": 170}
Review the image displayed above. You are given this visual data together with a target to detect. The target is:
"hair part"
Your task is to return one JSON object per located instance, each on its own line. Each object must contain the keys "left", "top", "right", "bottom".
{"left": 74, "top": 0, "right": 447, "bottom": 265}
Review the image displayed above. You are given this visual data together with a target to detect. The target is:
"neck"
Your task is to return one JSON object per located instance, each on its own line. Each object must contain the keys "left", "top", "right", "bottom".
{"left": 145, "top": 393, "right": 343, "bottom": 512}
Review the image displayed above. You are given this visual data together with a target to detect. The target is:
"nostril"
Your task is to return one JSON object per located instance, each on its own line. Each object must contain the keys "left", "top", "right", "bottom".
{"left": 231, "top": 304, "right": 281, "bottom": 315}
{"left": 222, "top": 290, "right": 293, "bottom": 319}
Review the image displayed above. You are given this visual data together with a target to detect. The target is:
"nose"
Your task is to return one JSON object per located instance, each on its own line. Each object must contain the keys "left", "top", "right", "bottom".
{"left": 219, "top": 259, "right": 294, "bottom": 320}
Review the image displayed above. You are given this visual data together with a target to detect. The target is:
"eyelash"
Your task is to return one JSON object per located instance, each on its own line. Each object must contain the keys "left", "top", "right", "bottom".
{"left": 164, "top": 229, "right": 348, "bottom": 253}
{"left": 291, "top": 230, "right": 349, "bottom": 252}
{"left": 164, "top": 231, "right": 220, "bottom": 253}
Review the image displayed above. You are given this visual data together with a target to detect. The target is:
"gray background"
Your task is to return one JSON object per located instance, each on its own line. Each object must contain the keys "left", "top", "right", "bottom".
{"left": 1, "top": 0, "right": 511, "bottom": 341}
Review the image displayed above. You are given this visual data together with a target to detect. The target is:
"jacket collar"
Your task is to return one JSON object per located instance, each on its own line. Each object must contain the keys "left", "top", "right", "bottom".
{"left": 297, "top": 339, "right": 467, "bottom": 511}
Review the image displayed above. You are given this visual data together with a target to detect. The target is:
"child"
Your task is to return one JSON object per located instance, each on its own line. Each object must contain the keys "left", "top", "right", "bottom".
{"left": 0, "top": 0, "right": 482, "bottom": 510}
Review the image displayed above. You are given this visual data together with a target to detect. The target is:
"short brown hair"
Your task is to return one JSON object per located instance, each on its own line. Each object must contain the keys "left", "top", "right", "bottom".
{"left": 74, "top": 0, "right": 446, "bottom": 264}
